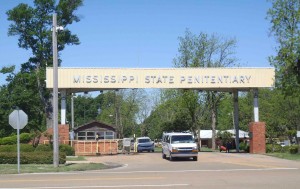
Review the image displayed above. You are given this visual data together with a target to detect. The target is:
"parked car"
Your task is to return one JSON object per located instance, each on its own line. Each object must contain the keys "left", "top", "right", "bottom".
{"left": 136, "top": 137, "right": 155, "bottom": 152}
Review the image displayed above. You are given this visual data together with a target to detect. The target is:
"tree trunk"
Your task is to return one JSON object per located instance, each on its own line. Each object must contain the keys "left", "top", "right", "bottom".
{"left": 197, "top": 129, "right": 202, "bottom": 151}
{"left": 46, "top": 94, "right": 53, "bottom": 128}
{"left": 36, "top": 68, "right": 52, "bottom": 128}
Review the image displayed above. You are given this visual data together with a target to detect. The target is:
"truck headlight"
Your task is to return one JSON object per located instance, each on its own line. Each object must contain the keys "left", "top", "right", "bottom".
{"left": 192, "top": 146, "right": 198, "bottom": 152}
{"left": 172, "top": 147, "right": 178, "bottom": 152}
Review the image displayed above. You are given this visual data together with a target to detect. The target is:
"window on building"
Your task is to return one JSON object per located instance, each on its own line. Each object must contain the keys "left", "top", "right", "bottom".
{"left": 105, "top": 131, "right": 114, "bottom": 139}
{"left": 87, "top": 132, "right": 95, "bottom": 140}
{"left": 77, "top": 132, "right": 86, "bottom": 140}
{"left": 98, "top": 132, "right": 105, "bottom": 139}
{"left": 77, "top": 131, "right": 115, "bottom": 140}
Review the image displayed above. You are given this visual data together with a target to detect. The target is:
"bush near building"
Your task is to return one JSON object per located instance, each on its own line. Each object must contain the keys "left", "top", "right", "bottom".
{"left": 0, "top": 144, "right": 35, "bottom": 152}
{"left": 0, "top": 133, "right": 32, "bottom": 145}
{"left": 0, "top": 138, "right": 74, "bottom": 163}
{"left": 0, "top": 152, "right": 66, "bottom": 164}
{"left": 266, "top": 144, "right": 298, "bottom": 154}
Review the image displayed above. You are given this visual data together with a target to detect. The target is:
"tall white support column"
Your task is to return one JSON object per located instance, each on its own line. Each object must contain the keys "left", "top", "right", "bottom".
{"left": 61, "top": 90, "right": 66, "bottom": 125}
{"left": 71, "top": 93, "right": 74, "bottom": 129}
{"left": 233, "top": 90, "right": 240, "bottom": 152}
{"left": 253, "top": 89, "right": 259, "bottom": 122}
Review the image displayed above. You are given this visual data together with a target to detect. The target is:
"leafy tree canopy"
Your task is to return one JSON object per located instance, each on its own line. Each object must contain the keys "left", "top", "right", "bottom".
{"left": 6, "top": 0, "right": 83, "bottom": 129}
{"left": 267, "top": 0, "right": 300, "bottom": 95}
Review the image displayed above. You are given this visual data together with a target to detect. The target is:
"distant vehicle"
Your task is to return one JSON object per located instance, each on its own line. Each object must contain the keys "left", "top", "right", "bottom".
{"left": 162, "top": 132, "right": 198, "bottom": 161}
{"left": 136, "top": 137, "right": 155, "bottom": 152}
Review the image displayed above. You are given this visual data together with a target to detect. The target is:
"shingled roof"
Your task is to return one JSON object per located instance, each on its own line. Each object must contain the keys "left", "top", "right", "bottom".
{"left": 73, "top": 120, "right": 116, "bottom": 132}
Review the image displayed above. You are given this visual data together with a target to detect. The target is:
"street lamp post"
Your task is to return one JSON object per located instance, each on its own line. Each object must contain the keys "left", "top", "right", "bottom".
{"left": 52, "top": 13, "right": 63, "bottom": 167}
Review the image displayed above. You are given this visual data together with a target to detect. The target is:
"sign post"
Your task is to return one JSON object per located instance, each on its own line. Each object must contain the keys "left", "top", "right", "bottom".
{"left": 9, "top": 108, "right": 28, "bottom": 174}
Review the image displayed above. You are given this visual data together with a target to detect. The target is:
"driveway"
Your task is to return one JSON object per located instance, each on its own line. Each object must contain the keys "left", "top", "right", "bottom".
{"left": 0, "top": 152, "right": 299, "bottom": 189}
{"left": 85, "top": 151, "right": 300, "bottom": 171}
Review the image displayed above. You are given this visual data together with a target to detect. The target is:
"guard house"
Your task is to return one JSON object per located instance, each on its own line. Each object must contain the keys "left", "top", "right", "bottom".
{"left": 72, "top": 121, "right": 118, "bottom": 155}
{"left": 73, "top": 121, "right": 116, "bottom": 140}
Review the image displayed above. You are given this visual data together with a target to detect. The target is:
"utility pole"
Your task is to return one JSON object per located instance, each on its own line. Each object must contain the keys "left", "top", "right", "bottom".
{"left": 52, "top": 14, "right": 63, "bottom": 167}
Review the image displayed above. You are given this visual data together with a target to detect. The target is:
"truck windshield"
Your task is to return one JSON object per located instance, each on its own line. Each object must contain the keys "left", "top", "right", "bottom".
{"left": 171, "top": 135, "right": 194, "bottom": 144}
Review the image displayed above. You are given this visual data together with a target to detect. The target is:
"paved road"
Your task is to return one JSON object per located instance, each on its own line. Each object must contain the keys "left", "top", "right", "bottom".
{"left": 0, "top": 152, "right": 299, "bottom": 189}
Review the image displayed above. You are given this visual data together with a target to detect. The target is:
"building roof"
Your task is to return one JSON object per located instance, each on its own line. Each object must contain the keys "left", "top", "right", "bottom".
{"left": 73, "top": 120, "right": 116, "bottom": 132}
{"left": 200, "top": 129, "right": 249, "bottom": 139}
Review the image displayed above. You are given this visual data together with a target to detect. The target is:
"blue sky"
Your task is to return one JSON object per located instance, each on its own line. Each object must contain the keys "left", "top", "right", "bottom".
{"left": 0, "top": 0, "right": 276, "bottom": 86}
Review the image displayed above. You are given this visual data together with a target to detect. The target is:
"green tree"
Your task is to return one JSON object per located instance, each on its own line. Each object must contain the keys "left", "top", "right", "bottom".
{"left": 91, "top": 90, "right": 140, "bottom": 139}
{"left": 173, "top": 29, "right": 237, "bottom": 149}
{"left": 217, "top": 130, "right": 233, "bottom": 146}
{"left": 6, "top": 0, "right": 83, "bottom": 129}
{"left": 0, "top": 66, "right": 46, "bottom": 137}
{"left": 267, "top": 0, "right": 300, "bottom": 95}
{"left": 217, "top": 94, "right": 235, "bottom": 131}
{"left": 70, "top": 93, "right": 99, "bottom": 127}
{"left": 144, "top": 90, "right": 181, "bottom": 140}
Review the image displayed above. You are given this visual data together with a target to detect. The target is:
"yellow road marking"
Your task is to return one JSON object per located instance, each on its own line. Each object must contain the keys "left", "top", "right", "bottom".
{"left": 221, "top": 161, "right": 282, "bottom": 169}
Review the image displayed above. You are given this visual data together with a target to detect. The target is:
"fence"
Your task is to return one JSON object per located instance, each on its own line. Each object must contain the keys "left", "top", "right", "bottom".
{"left": 43, "top": 139, "right": 120, "bottom": 155}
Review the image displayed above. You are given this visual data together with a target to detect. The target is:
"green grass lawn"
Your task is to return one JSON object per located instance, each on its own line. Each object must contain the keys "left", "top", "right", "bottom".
{"left": 266, "top": 153, "right": 300, "bottom": 161}
{"left": 0, "top": 162, "right": 119, "bottom": 174}
{"left": 66, "top": 156, "right": 86, "bottom": 161}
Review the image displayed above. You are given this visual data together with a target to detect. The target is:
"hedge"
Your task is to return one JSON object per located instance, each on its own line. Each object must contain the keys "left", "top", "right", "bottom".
{"left": 239, "top": 142, "right": 250, "bottom": 152}
{"left": 0, "top": 144, "right": 74, "bottom": 155}
{"left": 0, "top": 152, "right": 66, "bottom": 164}
{"left": 59, "top": 144, "right": 75, "bottom": 156}
{"left": 0, "top": 133, "right": 33, "bottom": 145}
{"left": 34, "top": 144, "right": 74, "bottom": 156}
{"left": 266, "top": 143, "right": 299, "bottom": 154}
{"left": 35, "top": 144, "right": 52, "bottom": 152}
{"left": 266, "top": 144, "right": 283, "bottom": 153}
{"left": 0, "top": 135, "right": 17, "bottom": 145}
{"left": 0, "top": 144, "right": 35, "bottom": 152}
{"left": 289, "top": 145, "right": 298, "bottom": 154}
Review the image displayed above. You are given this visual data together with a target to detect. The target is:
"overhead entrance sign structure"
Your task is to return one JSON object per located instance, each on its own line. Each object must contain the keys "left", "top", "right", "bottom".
{"left": 46, "top": 67, "right": 274, "bottom": 91}
{"left": 46, "top": 67, "right": 275, "bottom": 154}
{"left": 9, "top": 108, "right": 28, "bottom": 174}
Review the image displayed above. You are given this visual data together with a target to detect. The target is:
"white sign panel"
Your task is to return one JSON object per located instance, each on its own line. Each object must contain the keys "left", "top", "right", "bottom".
{"left": 9, "top": 110, "right": 28, "bottom": 129}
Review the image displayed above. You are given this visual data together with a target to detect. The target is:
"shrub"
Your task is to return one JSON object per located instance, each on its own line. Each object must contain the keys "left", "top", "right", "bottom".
{"left": 289, "top": 145, "right": 298, "bottom": 154}
{"left": 20, "top": 133, "right": 33, "bottom": 143}
{"left": 20, "top": 144, "right": 35, "bottom": 152}
{"left": 0, "top": 144, "right": 35, "bottom": 152}
{"left": 0, "top": 145, "right": 15, "bottom": 152}
{"left": 59, "top": 144, "right": 75, "bottom": 156}
{"left": 0, "top": 133, "right": 33, "bottom": 145}
{"left": 0, "top": 152, "right": 66, "bottom": 164}
{"left": 266, "top": 143, "right": 282, "bottom": 153}
{"left": 1, "top": 135, "right": 17, "bottom": 145}
{"left": 282, "top": 145, "right": 290, "bottom": 153}
{"left": 239, "top": 142, "right": 249, "bottom": 152}
{"left": 35, "top": 144, "right": 52, "bottom": 152}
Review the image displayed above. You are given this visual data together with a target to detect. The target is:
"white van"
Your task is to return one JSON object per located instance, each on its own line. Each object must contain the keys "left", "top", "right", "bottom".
{"left": 162, "top": 132, "right": 198, "bottom": 161}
